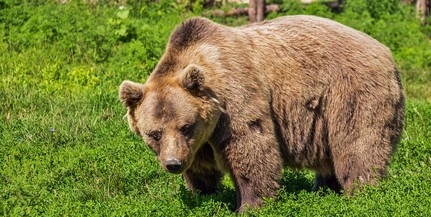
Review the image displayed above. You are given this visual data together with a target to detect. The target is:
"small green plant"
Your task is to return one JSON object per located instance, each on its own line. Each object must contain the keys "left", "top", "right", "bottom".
{"left": 108, "top": 6, "right": 138, "bottom": 43}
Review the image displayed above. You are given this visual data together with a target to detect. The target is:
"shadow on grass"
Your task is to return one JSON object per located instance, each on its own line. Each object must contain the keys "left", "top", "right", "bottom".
{"left": 279, "top": 170, "right": 314, "bottom": 193}
{"left": 179, "top": 170, "right": 328, "bottom": 212}
{"left": 179, "top": 183, "right": 237, "bottom": 211}
{"left": 279, "top": 170, "right": 343, "bottom": 197}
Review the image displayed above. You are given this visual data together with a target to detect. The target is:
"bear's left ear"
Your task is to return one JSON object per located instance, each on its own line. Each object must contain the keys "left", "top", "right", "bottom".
{"left": 119, "top": 80, "right": 145, "bottom": 108}
{"left": 178, "top": 64, "right": 205, "bottom": 93}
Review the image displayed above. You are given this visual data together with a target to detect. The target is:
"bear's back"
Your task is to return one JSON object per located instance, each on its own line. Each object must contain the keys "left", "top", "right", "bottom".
{"left": 223, "top": 15, "right": 400, "bottom": 102}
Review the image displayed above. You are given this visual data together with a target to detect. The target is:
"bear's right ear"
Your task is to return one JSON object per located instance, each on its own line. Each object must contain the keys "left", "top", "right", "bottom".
{"left": 119, "top": 80, "right": 145, "bottom": 107}
{"left": 178, "top": 64, "right": 205, "bottom": 93}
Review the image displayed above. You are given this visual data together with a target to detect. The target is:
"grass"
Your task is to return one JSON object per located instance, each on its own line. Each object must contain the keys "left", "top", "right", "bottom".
{"left": 1, "top": 0, "right": 431, "bottom": 216}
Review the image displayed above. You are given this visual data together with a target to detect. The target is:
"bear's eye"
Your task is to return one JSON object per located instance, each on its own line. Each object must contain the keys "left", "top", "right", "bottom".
{"left": 180, "top": 124, "right": 194, "bottom": 138}
{"left": 147, "top": 130, "right": 162, "bottom": 141}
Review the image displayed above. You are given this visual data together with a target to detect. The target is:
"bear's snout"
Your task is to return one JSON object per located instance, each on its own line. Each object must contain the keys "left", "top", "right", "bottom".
{"left": 165, "top": 158, "right": 183, "bottom": 174}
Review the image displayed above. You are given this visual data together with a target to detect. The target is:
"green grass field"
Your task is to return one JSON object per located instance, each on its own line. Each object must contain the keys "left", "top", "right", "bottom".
{"left": 1, "top": 0, "right": 431, "bottom": 216}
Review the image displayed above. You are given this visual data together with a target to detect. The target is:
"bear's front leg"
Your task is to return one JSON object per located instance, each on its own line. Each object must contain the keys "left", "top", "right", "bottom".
{"left": 183, "top": 143, "right": 223, "bottom": 195}
{"left": 183, "top": 167, "right": 222, "bottom": 195}
{"left": 224, "top": 132, "right": 283, "bottom": 212}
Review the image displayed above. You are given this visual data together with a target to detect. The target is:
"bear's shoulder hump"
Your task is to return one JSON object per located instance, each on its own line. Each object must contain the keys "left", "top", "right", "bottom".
{"left": 169, "top": 17, "right": 218, "bottom": 50}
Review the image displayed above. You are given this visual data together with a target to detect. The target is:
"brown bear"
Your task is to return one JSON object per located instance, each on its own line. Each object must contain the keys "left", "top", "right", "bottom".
{"left": 119, "top": 15, "right": 405, "bottom": 211}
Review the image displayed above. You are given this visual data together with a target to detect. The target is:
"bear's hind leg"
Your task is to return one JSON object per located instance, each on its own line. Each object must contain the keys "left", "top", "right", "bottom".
{"left": 333, "top": 153, "right": 383, "bottom": 195}
{"left": 313, "top": 173, "right": 342, "bottom": 193}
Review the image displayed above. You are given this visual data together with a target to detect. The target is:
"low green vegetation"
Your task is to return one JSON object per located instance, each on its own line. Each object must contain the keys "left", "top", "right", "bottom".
{"left": 1, "top": 0, "right": 430, "bottom": 216}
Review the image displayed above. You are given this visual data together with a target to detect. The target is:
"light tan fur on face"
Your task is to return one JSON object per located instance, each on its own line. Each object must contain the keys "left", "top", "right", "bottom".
{"left": 120, "top": 15, "right": 405, "bottom": 212}
{"left": 120, "top": 66, "right": 223, "bottom": 174}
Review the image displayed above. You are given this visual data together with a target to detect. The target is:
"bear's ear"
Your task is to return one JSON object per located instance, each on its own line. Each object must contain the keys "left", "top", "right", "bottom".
{"left": 179, "top": 64, "right": 205, "bottom": 92}
{"left": 119, "top": 80, "right": 145, "bottom": 107}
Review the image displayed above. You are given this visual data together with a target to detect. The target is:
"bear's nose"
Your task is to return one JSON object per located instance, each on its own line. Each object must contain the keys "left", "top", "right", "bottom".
{"left": 165, "top": 158, "right": 183, "bottom": 173}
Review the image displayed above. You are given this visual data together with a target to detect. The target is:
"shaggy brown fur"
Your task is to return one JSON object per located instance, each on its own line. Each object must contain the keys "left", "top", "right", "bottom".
{"left": 119, "top": 15, "right": 405, "bottom": 212}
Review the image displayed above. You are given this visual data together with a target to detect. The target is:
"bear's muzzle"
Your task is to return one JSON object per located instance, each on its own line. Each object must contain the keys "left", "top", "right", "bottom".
{"left": 165, "top": 158, "right": 183, "bottom": 173}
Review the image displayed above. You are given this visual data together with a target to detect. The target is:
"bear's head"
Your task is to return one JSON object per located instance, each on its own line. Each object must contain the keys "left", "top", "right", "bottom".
{"left": 119, "top": 64, "right": 223, "bottom": 174}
